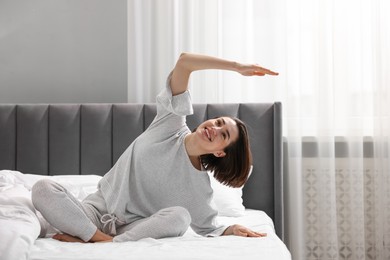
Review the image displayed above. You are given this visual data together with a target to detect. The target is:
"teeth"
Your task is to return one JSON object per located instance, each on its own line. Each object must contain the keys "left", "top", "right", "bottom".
{"left": 205, "top": 128, "right": 211, "bottom": 141}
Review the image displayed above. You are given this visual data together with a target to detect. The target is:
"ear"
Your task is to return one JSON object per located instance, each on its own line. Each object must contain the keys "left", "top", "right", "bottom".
{"left": 213, "top": 151, "right": 226, "bottom": 158}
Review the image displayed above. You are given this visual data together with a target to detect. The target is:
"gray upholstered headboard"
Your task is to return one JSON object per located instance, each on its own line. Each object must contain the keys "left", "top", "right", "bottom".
{"left": 0, "top": 103, "right": 284, "bottom": 240}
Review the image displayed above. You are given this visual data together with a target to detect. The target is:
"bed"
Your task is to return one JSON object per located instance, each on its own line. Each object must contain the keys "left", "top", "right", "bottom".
{"left": 0, "top": 102, "right": 290, "bottom": 260}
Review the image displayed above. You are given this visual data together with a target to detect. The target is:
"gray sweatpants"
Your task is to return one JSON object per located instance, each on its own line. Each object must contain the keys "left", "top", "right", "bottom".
{"left": 31, "top": 179, "right": 191, "bottom": 242}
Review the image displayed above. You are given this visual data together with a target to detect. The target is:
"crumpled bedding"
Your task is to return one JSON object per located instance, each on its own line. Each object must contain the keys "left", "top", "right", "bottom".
{"left": 0, "top": 170, "right": 291, "bottom": 260}
{"left": 0, "top": 170, "right": 101, "bottom": 260}
{"left": 0, "top": 184, "right": 40, "bottom": 260}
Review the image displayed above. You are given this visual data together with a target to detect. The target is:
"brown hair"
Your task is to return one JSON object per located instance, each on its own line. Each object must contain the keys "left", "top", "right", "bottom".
{"left": 199, "top": 117, "right": 252, "bottom": 188}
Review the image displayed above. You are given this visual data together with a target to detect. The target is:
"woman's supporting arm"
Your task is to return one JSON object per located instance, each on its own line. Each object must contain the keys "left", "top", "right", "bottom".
{"left": 170, "top": 52, "right": 278, "bottom": 96}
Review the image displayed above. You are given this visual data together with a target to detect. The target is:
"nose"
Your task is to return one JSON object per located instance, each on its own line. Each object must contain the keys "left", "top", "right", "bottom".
{"left": 212, "top": 126, "right": 223, "bottom": 136}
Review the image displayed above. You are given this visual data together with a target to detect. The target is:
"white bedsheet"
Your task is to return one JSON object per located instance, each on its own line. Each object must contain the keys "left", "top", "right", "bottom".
{"left": 29, "top": 210, "right": 290, "bottom": 260}
{"left": 0, "top": 170, "right": 291, "bottom": 260}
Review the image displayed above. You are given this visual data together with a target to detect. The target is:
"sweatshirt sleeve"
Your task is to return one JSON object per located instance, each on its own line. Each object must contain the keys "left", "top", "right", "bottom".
{"left": 191, "top": 221, "right": 229, "bottom": 237}
{"left": 189, "top": 204, "right": 229, "bottom": 237}
{"left": 155, "top": 71, "right": 193, "bottom": 117}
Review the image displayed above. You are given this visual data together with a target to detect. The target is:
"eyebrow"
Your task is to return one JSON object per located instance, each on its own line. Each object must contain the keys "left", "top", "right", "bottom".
{"left": 220, "top": 118, "right": 231, "bottom": 140}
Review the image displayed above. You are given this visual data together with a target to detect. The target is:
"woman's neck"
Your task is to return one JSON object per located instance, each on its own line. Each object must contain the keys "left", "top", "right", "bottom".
{"left": 184, "top": 133, "right": 201, "bottom": 156}
{"left": 184, "top": 133, "right": 202, "bottom": 170}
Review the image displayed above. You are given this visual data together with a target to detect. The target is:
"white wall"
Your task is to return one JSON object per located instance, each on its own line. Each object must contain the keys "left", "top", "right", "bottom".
{"left": 0, "top": 0, "right": 127, "bottom": 103}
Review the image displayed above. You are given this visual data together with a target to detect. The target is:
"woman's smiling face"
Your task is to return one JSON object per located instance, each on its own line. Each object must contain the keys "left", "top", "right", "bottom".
{"left": 195, "top": 117, "right": 239, "bottom": 156}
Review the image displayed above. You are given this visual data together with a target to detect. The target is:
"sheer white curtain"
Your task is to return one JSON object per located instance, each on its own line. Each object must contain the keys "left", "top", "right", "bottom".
{"left": 128, "top": 0, "right": 390, "bottom": 259}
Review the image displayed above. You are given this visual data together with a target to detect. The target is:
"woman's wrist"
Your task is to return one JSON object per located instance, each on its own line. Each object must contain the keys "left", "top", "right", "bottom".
{"left": 232, "top": 61, "right": 242, "bottom": 73}
{"left": 222, "top": 225, "right": 234, "bottom": 236}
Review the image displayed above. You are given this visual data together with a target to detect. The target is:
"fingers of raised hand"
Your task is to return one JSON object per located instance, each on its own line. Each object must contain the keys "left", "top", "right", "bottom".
{"left": 254, "top": 66, "right": 278, "bottom": 76}
{"left": 240, "top": 64, "right": 278, "bottom": 76}
{"left": 254, "top": 71, "right": 266, "bottom": 76}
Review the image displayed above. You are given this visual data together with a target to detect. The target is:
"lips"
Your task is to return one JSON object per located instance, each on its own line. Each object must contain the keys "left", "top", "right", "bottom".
{"left": 204, "top": 128, "right": 212, "bottom": 141}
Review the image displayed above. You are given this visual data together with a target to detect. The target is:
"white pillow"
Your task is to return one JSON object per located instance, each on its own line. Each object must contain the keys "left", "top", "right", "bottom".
{"left": 208, "top": 165, "right": 253, "bottom": 217}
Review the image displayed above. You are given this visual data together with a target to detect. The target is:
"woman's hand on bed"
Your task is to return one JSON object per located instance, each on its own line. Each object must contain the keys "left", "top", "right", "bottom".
{"left": 222, "top": 224, "right": 267, "bottom": 237}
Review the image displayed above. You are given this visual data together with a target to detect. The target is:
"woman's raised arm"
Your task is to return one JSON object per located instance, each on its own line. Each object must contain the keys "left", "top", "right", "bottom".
{"left": 170, "top": 52, "right": 278, "bottom": 96}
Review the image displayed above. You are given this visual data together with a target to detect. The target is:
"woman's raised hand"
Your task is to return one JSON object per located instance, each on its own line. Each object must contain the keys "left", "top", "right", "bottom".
{"left": 171, "top": 53, "right": 278, "bottom": 96}
{"left": 236, "top": 63, "right": 278, "bottom": 77}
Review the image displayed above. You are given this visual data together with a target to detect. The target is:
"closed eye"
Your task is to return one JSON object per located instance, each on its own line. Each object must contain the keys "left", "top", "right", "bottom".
{"left": 220, "top": 118, "right": 230, "bottom": 140}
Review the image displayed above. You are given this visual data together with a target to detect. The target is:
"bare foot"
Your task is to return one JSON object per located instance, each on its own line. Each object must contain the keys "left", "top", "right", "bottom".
{"left": 53, "top": 230, "right": 113, "bottom": 243}
{"left": 52, "top": 233, "right": 85, "bottom": 243}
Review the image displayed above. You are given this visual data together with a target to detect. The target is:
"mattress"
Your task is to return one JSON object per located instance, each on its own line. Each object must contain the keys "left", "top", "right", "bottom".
{"left": 0, "top": 170, "right": 291, "bottom": 260}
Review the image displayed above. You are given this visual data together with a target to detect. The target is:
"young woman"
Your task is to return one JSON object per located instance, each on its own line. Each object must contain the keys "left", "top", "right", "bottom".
{"left": 32, "top": 53, "right": 278, "bottom": 243}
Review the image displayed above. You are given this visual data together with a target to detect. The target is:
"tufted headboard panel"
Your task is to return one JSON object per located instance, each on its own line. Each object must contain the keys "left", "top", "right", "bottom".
{"left": 0, "top": 102, "right": 283, "bottom": 240}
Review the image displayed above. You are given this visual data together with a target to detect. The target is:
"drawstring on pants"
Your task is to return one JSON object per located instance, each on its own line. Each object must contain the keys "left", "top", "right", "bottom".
{"left": 100, "top": 214, "right": 125, "bottom": 236}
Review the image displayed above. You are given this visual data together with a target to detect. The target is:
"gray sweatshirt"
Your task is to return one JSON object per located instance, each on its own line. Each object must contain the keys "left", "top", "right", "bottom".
{"left": 98, "top": 74, "right": 226, "bottom": 237}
